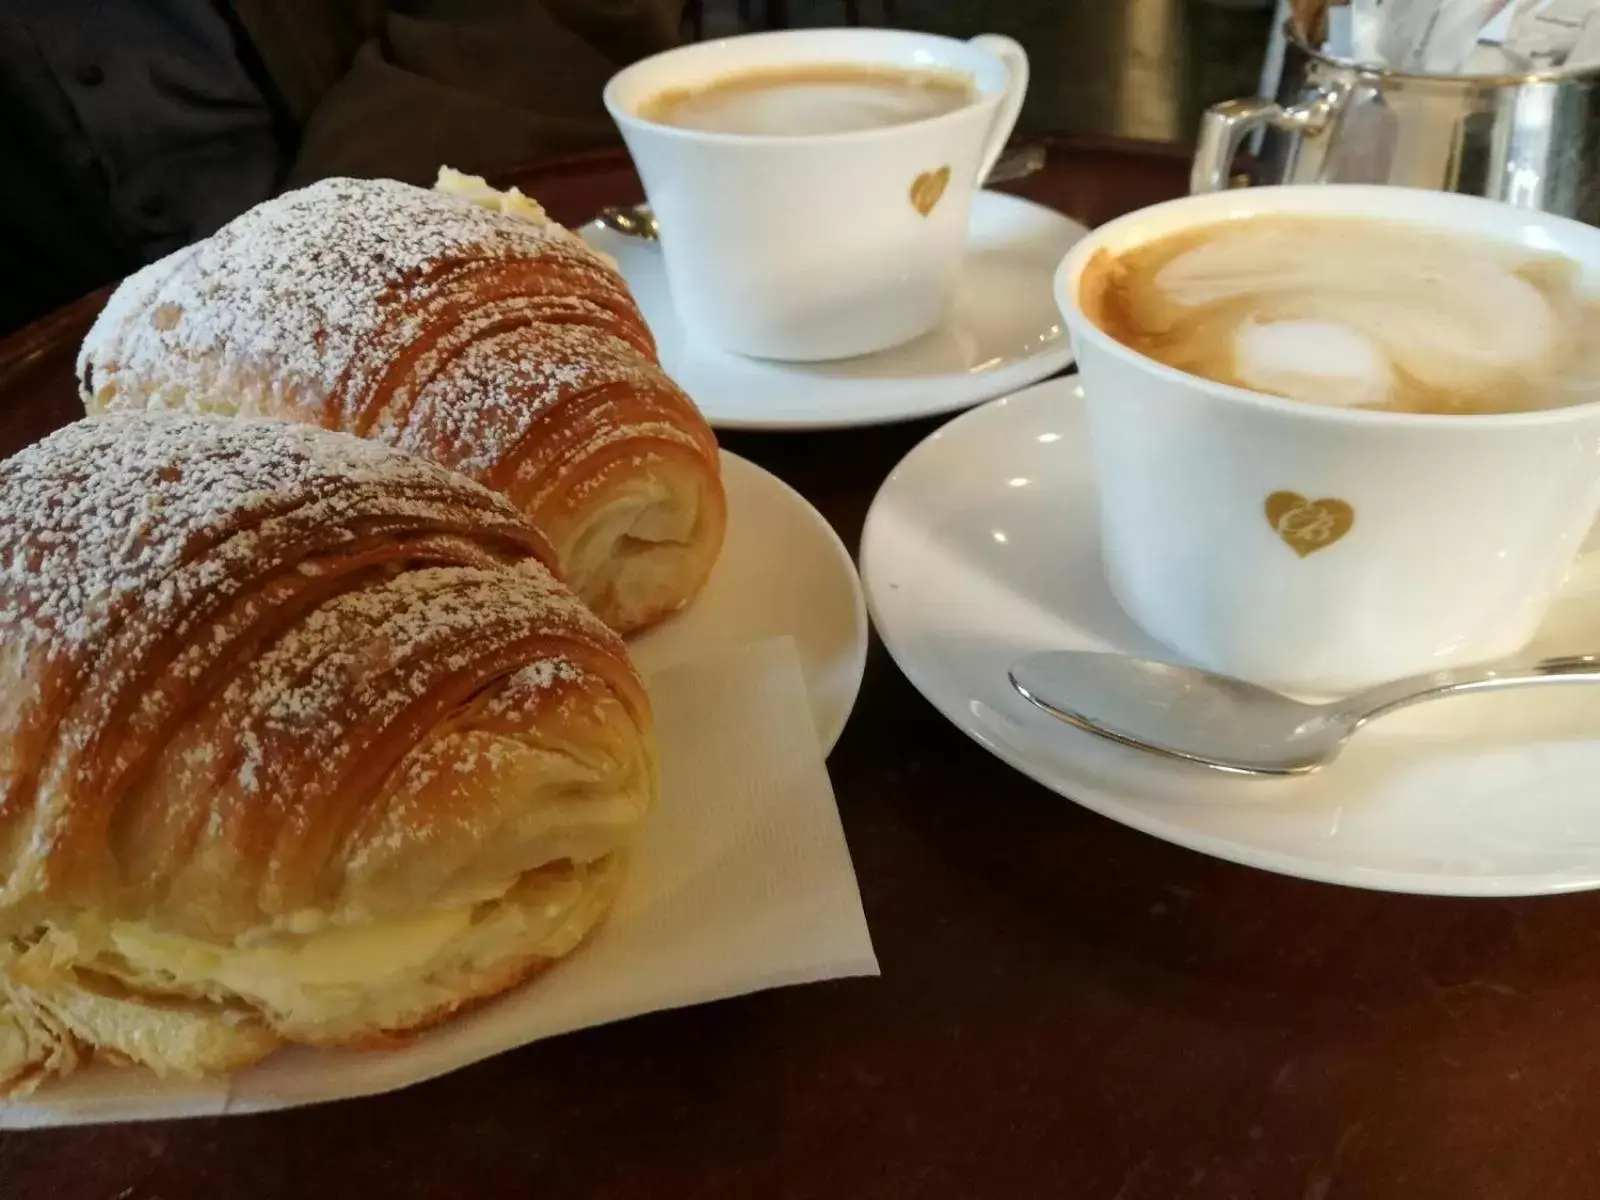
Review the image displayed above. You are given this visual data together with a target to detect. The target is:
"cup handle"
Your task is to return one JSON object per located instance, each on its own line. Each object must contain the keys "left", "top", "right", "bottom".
{"left": 1190, "top": 87, "right": 1343, "bottom": 194}
{"left": 1564, "top": 521, "right": 1600, "bottom": 596}
{"left": 968, "top": 34, "right": 1029, "bottom": 186}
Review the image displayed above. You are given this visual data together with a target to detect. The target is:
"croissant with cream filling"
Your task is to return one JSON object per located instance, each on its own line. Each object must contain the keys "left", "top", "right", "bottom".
{"left": 0, "top": 412, "right": 655, "bottom": 1094}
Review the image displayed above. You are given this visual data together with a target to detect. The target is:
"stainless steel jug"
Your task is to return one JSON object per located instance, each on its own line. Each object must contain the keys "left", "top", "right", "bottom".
{"left": 1192, "top": 28, "right": 1600, "bottom": 224}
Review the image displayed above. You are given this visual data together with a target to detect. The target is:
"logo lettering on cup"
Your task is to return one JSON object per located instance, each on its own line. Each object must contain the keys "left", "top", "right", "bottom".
{"left": 910, "top": 166, "right": 951, "bottom": 216}
{"left": 1264, "top": 491, "right": 1354, "bottom": 557}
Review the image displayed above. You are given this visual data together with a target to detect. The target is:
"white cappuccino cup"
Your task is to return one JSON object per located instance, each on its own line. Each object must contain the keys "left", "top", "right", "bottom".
{"left": 605, "top": 28, "right": 1028, "bottom": 362}
{"left": 1055, "top": 185, "right": 1600, "bottom": 695}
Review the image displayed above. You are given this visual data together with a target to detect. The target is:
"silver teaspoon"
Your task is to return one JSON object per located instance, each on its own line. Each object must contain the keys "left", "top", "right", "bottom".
{"left": 595, "top": 202, "right": 661, "bottom": 240}
{"left": 596, "top": 143, "right": 1049, "bottom": 241}
{"left": 1008, "top": 650, "right": 1600, "bottom": 777}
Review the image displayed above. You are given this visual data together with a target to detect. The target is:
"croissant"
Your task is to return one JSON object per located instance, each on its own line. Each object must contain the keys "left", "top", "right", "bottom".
{"left": 77, "top": 171, "right": 725, "bottom": 635}
{"left": 0, "top": 412, "right": 655, "bottom": 1094}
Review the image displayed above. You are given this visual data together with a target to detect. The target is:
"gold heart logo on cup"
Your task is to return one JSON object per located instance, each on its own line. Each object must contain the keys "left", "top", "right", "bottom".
{"left": 910, "top": 166, "right": 951, "bottom": 217}
{"left": 1264, "top": 491, "right": 1355, "bottom": 558}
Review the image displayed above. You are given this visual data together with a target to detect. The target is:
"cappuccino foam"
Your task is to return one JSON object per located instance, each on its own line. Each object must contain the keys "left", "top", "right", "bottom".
{"left": 636, "top": 64, "right": 975, "bottom": 136}
{"left": 1080, "top": 216, "right": 1600, "bottom": 415}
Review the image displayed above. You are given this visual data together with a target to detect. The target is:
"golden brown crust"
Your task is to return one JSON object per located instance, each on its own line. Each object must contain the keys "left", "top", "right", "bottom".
{"left": 77, "top": 176, "right": 726, "bottom": 633}
{"left": 0, "top": 413, "right": 656, "bottom": 1093}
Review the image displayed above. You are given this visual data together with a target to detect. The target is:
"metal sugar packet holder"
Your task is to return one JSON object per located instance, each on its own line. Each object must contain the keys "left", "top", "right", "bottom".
{"left": 1195, "top": 10, "right": 1600, "bottom": 223}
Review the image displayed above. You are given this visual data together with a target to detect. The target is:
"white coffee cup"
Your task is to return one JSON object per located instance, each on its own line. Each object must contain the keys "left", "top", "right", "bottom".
{"left": 1055, "top": 184, "right": 1600, "bottom": 695}
{"left": 605, "top": 28, "right": 1028, "bottom": 362}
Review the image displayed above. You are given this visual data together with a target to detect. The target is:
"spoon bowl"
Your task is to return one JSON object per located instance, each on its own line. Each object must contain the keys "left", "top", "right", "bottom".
{"left": 596, "top": 203, "right": 660, "bottom": 240}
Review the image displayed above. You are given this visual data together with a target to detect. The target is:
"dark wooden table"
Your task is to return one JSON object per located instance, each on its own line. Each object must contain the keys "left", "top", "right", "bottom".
{"left": 5, "top": 137, "right": 1599, "bottom": 1200}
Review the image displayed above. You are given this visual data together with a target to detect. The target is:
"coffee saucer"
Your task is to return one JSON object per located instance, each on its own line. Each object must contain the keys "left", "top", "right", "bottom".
{"left": 860, "top": 377, "right": 1600, "bottom": 897}
{"left": 579, "top": 190, "right": 1085, "bottom": 431}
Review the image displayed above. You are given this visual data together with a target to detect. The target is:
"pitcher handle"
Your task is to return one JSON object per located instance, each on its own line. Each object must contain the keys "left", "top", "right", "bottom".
{"left": 1190, "top": 87, "right": 1344, "bottom": 194}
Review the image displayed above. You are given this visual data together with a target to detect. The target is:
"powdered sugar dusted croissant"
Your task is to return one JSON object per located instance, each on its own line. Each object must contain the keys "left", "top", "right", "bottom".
{"left": 0, "top": 413, "right": 655, "bottom": 1094}
{"left": 77, "top": 173, "right": 724, "bottom": 634}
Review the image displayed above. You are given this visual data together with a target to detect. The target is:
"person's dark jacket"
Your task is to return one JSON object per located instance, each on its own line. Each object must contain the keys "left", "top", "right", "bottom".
{"left": 1, "top": 0, "right": 681, "bottom": 334}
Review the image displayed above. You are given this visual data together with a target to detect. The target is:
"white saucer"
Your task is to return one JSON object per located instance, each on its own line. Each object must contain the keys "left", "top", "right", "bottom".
{"left": 581, "top": 190, "right": 1086, "bottom": 431}
{"left": 861, "top": 378, "right": 1600, "bottom": 896}
{"left": 631, "top": 451, "right": 867, "bottom": 752}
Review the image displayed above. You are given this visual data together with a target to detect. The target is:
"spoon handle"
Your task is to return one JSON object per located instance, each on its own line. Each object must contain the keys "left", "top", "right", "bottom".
{"left": 1339, "top": 653, "right": 1600, "bottom": 727}
{"left": 985, "top": 143, "right": 1047, "bottom": 185}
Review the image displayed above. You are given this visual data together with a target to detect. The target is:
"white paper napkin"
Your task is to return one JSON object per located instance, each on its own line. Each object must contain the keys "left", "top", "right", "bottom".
{"left": 0, "top": 636, "right": 878, "bottom": 1128}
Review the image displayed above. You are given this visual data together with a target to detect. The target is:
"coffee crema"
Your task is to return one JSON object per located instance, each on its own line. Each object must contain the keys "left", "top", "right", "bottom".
{"left": 1079, "top": 216, "right": 1600, "bottom": 415}
{"left": 635, "top": 64, "right": 975, "bottom": 136}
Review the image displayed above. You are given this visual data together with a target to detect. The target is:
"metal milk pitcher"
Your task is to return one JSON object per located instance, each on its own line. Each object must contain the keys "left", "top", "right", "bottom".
{"left": 1192, "top": 29, "right": 1600, "bottom": 224}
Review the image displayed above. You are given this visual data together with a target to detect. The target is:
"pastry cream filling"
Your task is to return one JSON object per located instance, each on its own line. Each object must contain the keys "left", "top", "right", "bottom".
{"left": 433, "top": 165, "right": 619, "bottom": 270}
{"left": 105, "top": 904, "right": 475, "bottom": 992}
{"left": 36, "top": 861, "right": 609, "bottom": 1033}
{"left": 434, "top": 165, "right": 556, "bottom": 225}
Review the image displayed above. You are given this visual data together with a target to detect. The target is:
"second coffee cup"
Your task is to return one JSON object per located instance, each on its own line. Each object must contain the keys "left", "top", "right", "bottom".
{"left": 605, "top": 28, "right": 1028, "bottom": 362}
{"left": 1055, "top": 185, "right": 1600, "bottom": 695}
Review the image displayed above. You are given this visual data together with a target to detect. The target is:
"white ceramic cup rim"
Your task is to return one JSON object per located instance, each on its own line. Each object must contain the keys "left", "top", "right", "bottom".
{"left": 1055, "top": 184, "right": 1600, "bottom": 431}
{"left": 604, "top": 27, "right": 1010, "bottom": 148}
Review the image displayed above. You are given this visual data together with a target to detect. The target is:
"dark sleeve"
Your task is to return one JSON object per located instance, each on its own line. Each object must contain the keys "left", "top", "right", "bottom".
{"left": 287, "top": 0, "right": 683, "bottom": 187}
{"left": 0, "top": 104, "right": 136, "bottom": 335}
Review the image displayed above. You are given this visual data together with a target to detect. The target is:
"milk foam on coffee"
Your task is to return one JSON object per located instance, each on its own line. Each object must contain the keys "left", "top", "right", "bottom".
{"left": 637, "top": 65, "right": 975, "bottom": 136}
{"left": 1081, "top": 216, "right": 1600, "bottom": 415}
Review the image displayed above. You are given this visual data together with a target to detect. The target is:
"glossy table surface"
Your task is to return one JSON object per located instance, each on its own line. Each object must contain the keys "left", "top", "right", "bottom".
{"left": 5, "top": 139, "right": 1599, "bottom": 1200}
